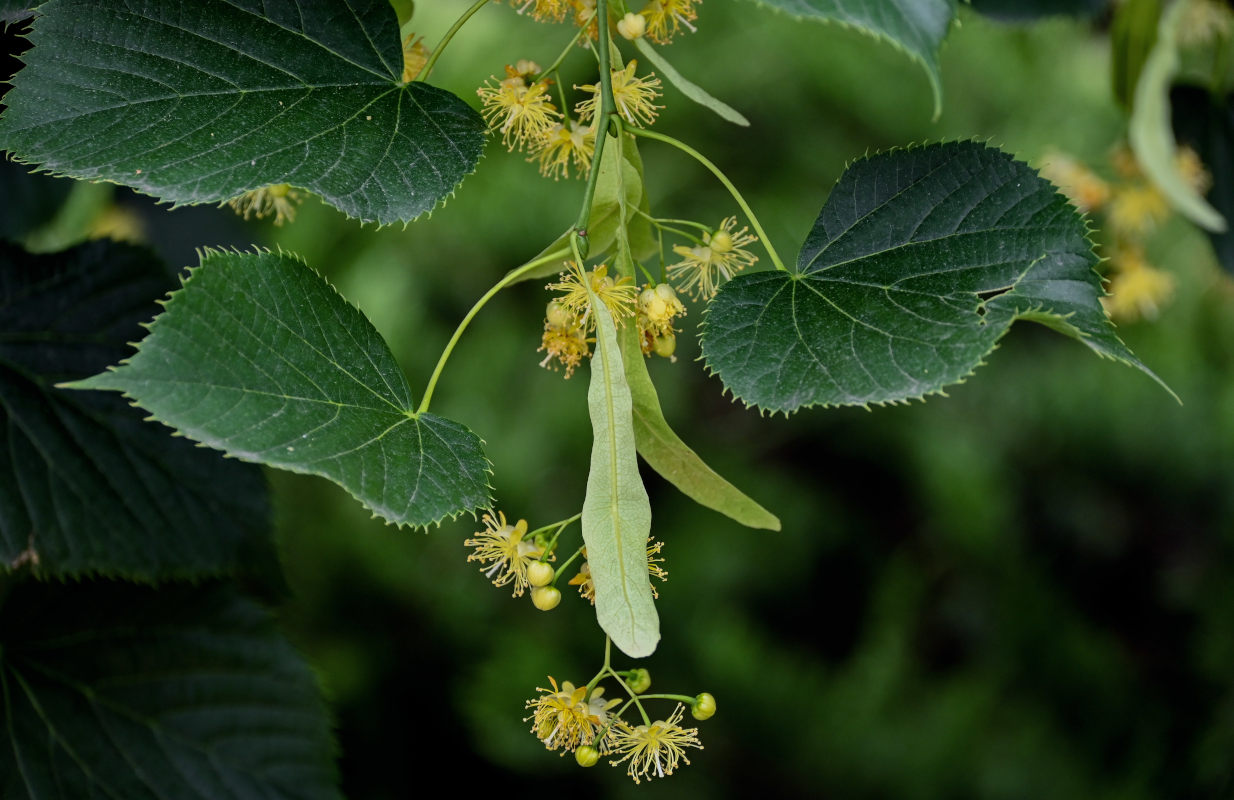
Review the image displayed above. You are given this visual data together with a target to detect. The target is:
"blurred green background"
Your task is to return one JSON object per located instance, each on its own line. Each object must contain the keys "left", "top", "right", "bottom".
{"left": 11, "top": 2, "right": 1234, "bottom": 797}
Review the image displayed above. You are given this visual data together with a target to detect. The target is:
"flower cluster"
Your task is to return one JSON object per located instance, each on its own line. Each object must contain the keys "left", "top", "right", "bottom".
{"left": 576, "top": 61, "right": 664, "bottom": 128}
{"left": 668, "top": 216, "right": 759, "bottom": 299}
{"left": 1040, "top": 144, "right": 1211, "bottom": 321}
{"left": 464, "top": 511, "right": 547, "bottom": 597}
{"left": 639, "top": 0, "right": 702, "bottom": 44}
{"left": 637, "top": 283, "right": 687, "bottom": 359}
{"left": 608, "top": 704, "right": 703, "bottom": 783}
{"left": 525, "top": 677, "right": 620, "bottom": 752}
{"left": 477, "top": 63, "right": 562, "bottom": 153}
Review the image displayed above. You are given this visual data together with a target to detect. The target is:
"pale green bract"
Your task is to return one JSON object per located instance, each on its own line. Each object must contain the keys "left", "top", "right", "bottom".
{"left": 72, "top": 249, "right": 492, "bottom": 529}
{"left": 702, "top": 141, "right": 1168, "bottom": 414}
{"left": 0, "top": 0, "right": 484, "bottom": 225}
{"left": 582, "top": 295, "right": 659, "bottom": 659}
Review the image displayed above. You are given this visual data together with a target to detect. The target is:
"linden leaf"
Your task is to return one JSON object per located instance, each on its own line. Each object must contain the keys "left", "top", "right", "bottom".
{"left": 72, "top": 249, "right": 492, "bottom": 529}
{"left": 0, "top": 0, "right": 484, "bottom": 225}
{"left": 746, "top": 0, "right": 956, "bottom": 116}
{"left": 701, "top": 141, "right": 1169, "bottom": 414}
{"left": 582, "top": 296, "right": 659, "bottom": 659}
{"left": 0, "top": 240, "right": 268, "bottom": 580}
{"left": 0, "top": 581, "right": 340, "bottom": 800}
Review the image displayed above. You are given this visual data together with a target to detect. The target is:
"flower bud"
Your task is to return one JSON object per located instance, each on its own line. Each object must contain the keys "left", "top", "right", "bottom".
{"left": 691, "top": 692, "right": 716, "bottom": 720}
{"left": 575, "top": 745, "right": 601, "bottom": 767}
{"left": 616, "top": 12, "right": 646, "bottom": 40}
{"left": 708, "top": 229, "right": 734, "bottom": 253}
{"left": 531, "top": 585, "right": 562, "bottom": 611}
{"left": 546, "top": 299, "right": 573, "bottom": 329}
{"left": 652, "top": 332, "right": 676, "bottom": 359}
{"left": 627, "top": 668, "right": 651, "bottom": 694}
{"left": 654, "top": 283, "right": 679, "bottom": 303}
{"left": 527, "top": 561, "right": 555, "bottom": 588}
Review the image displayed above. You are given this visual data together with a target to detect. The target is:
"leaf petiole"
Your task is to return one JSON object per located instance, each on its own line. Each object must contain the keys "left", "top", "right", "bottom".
{"left": 417, "top": 248, "right": 570, "bottom": 414}
{"left": 417, "top": 0, "right": 491, "bottom": 82}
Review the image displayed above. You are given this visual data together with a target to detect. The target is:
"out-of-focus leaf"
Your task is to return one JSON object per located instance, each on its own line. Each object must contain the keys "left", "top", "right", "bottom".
{"left": 0, "top": 160, "right": 71, "bottom": 241}
{"left": 0, "top": 581, "right": 340, "bottom": 800}
{"left": 0, "top": 0, "right": 484, "bottom": 225}
{"left": 1111, "top": 0, "right": 1162, "bottom": 110}
{"left": 972, "top": 0, "right": 1107, "bottom": 22}
{"left": 701, "top": 142, "right": 1168, "bottom": 415}
{"left": 582, "top": 295, "right": 658, "bottom": 659}
{"left": 0, "top": 240, "right": 268, "bottom": 579}
{"left": 1129, "top": 0, "right": 1227, "bottom": 232}
{"left": 73, "top": 249, "right": 491, "bottom": 529}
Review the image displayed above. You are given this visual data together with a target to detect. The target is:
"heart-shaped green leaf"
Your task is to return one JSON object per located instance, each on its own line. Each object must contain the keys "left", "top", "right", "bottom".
{"left": 0, "top": 0, "right": 484, "bottom": 225}
{"left": 702, "top": 141, "right": 1168, "bottom": 414}
{"left": 73, "top": 249, "right": 492, "bottom": 529}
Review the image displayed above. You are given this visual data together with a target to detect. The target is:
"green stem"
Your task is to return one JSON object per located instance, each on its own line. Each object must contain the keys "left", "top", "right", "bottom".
{"left": 571, "top": 2, "right": 620, "bottom": 244}
{"left": 608, "top": 667, "right": 651, "bottom": 725}
{"left": 628, "top": 127, "right": 788, "bottom": 272}
{"left": 417, "top": 0, "right": 491, "bottom": 82}
{"left": 536, "top": 512, "right": 581, "bottom": 560}
{"left": 630, "top": 206, "right": 703, "bottom": 244}
{"left": 636, "top": 693, "right": 696, "bottom": 704}
{"left": 417, "top": 248, "right": 569, "bottom": 414}
{"left": 585, "top": 636, "right": 614, "bottom": 695}
{"left": 550, "top": 545, "right": 586, "bottom": 587}
{"left": 535, "top": 18, "right": 592, "bottom": 85}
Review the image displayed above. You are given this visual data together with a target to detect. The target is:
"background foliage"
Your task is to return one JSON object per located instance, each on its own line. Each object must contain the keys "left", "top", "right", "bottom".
{"left": 4, "top": 2, "right": 1234, "bottom": 798}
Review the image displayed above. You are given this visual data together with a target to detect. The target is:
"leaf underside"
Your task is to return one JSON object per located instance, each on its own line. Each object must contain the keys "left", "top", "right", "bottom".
{"left": 702, "top": 141, "right": 1165, "bottom": 415}
{"left": 73, "top": 249, "right": 491, "bottom": 529}
{"left": 0, "top": 581, "right": 340, "bottom": 800}
{"left": 0, "top": 0, "right": 484, "bottom": 225}
{"left": 582, "top": 298, "right": 659, "bottom": 659}
{"left": 747, "top": 0, "right": 956, "bottom": 114}
{"left": 0, "top": 240, "right": 268, "bottom": 579}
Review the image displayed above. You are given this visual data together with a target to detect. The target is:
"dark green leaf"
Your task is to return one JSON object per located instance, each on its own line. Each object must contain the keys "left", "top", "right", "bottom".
{"left": 0, "top": 581, "right": 340, "bottom": 800}
{"left": 746, "top": 0, "right": 955, "bottom": 116}
{"left": 1173, "top": 85, "right": 1234, "bottom": 275}
{"left": 73, "top": 248, "right": 491, "bottom": 528}
{"left": 0, "top": 240, "right": 268, "bottom": 579}
{"left": 619, "top": 324, "right": 779, "bottom": 531}
{"left": 0, "top": 0, "right": 484, "bottom": 225}
{"left": 1111, "top": 0, "right": 1161, "bottom": 110}
{"left": 701, "top": 141, "right": 1167, "bottom": 414}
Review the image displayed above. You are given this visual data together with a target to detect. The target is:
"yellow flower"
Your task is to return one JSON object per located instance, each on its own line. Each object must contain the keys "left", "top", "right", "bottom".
{"left": 637, "top": 283, "right": 686, "bottom": 337}
{"left": 226, "top": 183, "right": 304, "bottom": 225}
{"left": 89, "top": 205, "right": 146, "bottom": 243}
{"left": 1178, "top": 0, "right": 1233, "bottom": 45}
{"left": 668, "top": 216, "right": 758, "bottom": 299}
{"left": 1175, "top": 145, "right": 1211, "bottom": 195}
{"left": 539, "top": 324, "right": 590, "bottom": 377}
{"left": 1107, "top": 183, "right": 1170, "bottom": 236}
{"left": 464, "top": 511, "right": 544, "bottom": 596}
{"left": 513, "top": 0, "right": 571, "bottom": 22}
{"left": 639, "top": 0, "right": 700, "bottom": 44}
{"left": 1039, "top": 151, "right": 1111, "bottom": 213}
{"left": 477, "top": 67, "right": 562, "bottom": 152}
{"left": 607, "top": 703, "right": 702, "bottom": 783}
{"left": 1102, "top": 247, "right": 1175, "bottom": 321}
{"left": 571, "top": 0, "right": 599, "bottom": 42}
{"left": 576, "top": 61, "right": 663, "bottom": 128}
{"left": 525, "top": 677, "right": 620, "bottom": 752}
{"left": 570, "top": 539, "right": 667, "bottom": 603}
{"left": 531, "top": 119, "right": 596, "bottom": 180}
{"left": 547, "top": 262, "right": 638, "bottom": 328}
{"left": 401, "top": 34, "right": 430, "bottom": 82}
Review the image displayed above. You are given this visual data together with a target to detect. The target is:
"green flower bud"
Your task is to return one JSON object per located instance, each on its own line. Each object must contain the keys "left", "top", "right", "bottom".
{"left": 627, "top": 668, "right": 651, "bottom": 694}
{"left": 691, "top": 692, "right": 716, "bottom": 720}
{"left": 527, "top": 561, "right": 555, "bottom": 588}
{"left": 575, "top": 745, "right": 601, "bottom": 767}
{"left": 546, "top": 299, "right": 573, "bottom": 329}
{"left": 531, "top": 585, "right": 561, "bottom": 611}
{"left": 652, "top": 332, "right": 676, "bottom": 358}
